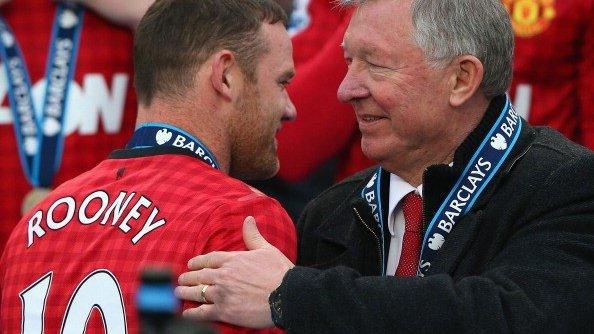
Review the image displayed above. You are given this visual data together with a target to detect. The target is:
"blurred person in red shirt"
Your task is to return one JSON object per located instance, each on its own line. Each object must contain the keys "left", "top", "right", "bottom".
{"left": 505, "top": 0, "right": 594, "bottom": 149}
{"left": 0, "top": 0, "right": 296, "bottom": 333}
{"left": 0, "top": 0, "right": 152, "bottom": 250}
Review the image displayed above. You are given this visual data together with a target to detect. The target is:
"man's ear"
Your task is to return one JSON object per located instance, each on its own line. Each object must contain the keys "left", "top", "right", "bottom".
{"left": 448, "top": 55, "right": 484, "bottom": 107}
{"left": 210, "top": 50, "right": 239, "bottom": 101}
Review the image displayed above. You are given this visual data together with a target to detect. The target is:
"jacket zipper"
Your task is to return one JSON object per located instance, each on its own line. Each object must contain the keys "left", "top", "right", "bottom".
{"left": 353, "top": 207, "right": 383, "bottom": 275}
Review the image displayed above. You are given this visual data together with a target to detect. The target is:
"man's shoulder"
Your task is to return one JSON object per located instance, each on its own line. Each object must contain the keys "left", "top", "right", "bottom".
{"left": 316, "top": 166, "right": 375, "bottom": 201}
{"left": 218, "top": 182, "right": 290, "bottom": 218}
{"left": 520, "top": 126, "right": 594, "bottom": 175}
{"left": 339, "top": 165, "right": 378, "bottom": 185}
{"left": 191, "top": 170, "right": 293, "bottom": 227}
{"left": 197, "top": 175, "right": 296, "bottom": 261}
{"left": 208, "top": 173, "right": 287, "bottom": 210}
{"left": 505, "top": 126, "right": 594, "bottom": 205}
{"left": 106, "top": 153, "right": 281, "bottom": 206}
{"left": 530, "top": 127, "right": 593, "bottom": 159}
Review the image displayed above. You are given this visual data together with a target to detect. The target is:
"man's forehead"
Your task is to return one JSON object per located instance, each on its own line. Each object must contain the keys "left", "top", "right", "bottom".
{"left": 343, "top": 12, "right": 410, "bottom": 50}
{"left": 341, "top": 35, "right": 386, "bottom": 56}
{"left": 345, "top": 0, "right": 412, "bottom": 40}
{"left": 260, "top": 23, "right": 292, "bottom": 56}
{"left": 361, "top": 0, "right": 414, "bottom": 7}
{"left": 351, "top": 0, "right": 412, "bottom": 20}
{"left": 257, "top": 23, "right": 294, "bottom": 76}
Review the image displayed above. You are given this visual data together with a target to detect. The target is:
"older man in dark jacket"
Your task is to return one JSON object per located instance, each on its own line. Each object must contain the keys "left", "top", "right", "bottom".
{"left": 176, "top": 0, "right": 594, "bottom": 332}
{"left": 294, "top": 98, "right": 594, "bottom": 332}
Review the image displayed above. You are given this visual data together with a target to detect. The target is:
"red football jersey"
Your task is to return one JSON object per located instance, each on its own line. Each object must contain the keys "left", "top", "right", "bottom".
{"left": 1, "top": 149, "right": 297, "bottom": 334}
{"left": 0, "top": 0, "right": 137, "bottom": 250}
{"left": 506, "top": 0, "right": 594, "bottom": 149}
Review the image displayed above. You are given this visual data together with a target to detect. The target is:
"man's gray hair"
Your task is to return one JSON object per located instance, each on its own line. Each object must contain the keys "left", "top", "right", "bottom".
{"left": 339, "top": 0, "right": 514, "bottom": 99}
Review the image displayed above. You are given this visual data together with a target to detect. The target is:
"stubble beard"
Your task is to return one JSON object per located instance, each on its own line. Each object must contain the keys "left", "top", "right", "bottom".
{"left": 228, "top": 84, "right": 279, "bottom": 181}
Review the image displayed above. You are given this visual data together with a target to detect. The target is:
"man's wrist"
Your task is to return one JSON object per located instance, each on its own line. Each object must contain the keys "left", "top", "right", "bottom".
{"left": 269, "top": 286, "right": 285, "bottom": 329}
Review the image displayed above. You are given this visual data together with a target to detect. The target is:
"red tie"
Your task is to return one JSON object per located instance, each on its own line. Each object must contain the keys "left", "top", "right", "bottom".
{"left": 396, "top": 192, "right": 423, "bottom": 277}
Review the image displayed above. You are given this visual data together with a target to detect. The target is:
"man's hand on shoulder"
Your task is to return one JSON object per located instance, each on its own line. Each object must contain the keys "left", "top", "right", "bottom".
{"left": 176, "top": 217, "right": 295, "bottom": 328}
{"left": 56, "top": 0, "right": 153, "bottom": 30}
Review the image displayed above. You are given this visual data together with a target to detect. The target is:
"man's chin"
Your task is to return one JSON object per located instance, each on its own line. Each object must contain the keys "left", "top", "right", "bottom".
{"left": 361, "top": 137, "right": 382, "bottom": 161}
{"left": 361, "top": 141, "right": 384, "bottom": 163}
{"left": 232, "top": 158, "right": 279, "bottom": 181}
{"left": 257, "top": 158, "right": 280, "bottom": 181}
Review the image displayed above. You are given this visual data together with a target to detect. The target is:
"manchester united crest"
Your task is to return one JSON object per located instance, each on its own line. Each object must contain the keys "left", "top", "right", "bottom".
{"left": 503, "top": 0, "right": 556, "bottom": 38}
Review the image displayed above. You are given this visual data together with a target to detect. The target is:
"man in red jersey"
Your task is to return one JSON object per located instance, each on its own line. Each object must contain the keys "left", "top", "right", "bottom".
{"left": 0, "top": 0, "right": 152, "bottom": 251}
{"left": 0, "top": 1, "right": 297, "bottom": 333}
{"left": 504, "top": 0, "right": 594, "bottom": 150}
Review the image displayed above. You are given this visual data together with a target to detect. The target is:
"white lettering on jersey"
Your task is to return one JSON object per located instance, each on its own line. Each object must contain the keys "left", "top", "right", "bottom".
{"left": 0, "top": 64, "right": 129, "bottom": 135}
{"left": 27, "top": 190, "right": 166, "bottom": 248}
{"left": 20, "top": 271, "right": 128, "bottom": 333}
{"left": 61, "top": 270, "right": 127, "bottom": 332}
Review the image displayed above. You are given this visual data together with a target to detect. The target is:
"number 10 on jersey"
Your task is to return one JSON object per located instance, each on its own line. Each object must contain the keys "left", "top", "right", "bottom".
{"left": 19, "top": 270, "right": 127, "bottom": 333}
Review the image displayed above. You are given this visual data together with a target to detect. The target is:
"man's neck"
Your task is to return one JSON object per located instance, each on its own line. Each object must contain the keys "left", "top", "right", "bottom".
{"left": 135, "top": 99, "right": 231, "bottom": 173}
{"left": 383, "top": 145, "right": 455, "bottom": 187}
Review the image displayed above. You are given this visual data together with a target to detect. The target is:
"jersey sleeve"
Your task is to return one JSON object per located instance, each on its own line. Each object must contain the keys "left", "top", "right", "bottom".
{"left": 578, "top": 1, "right": 594, "bottom": 149}
{"left": 197, "top": 196, "right": 296, "bottom": 261}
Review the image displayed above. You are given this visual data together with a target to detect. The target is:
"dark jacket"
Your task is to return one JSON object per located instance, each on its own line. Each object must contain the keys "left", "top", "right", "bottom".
{"left": 276, "top": 96, "right": 594, "bottom": 333}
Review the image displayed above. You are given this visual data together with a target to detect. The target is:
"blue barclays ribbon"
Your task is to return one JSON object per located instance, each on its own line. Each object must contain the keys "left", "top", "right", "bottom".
{"left": 418, "top": 95, "right": 522, "bottom": 276}
{"left": 127, "top": 123, "right": 220, "bottom": 170}
{"left": 360, "top": 168, "right": 386, "bottom": 276}
{"left": 360, "top": 96, "right": 522, "bottom": 277}
{"left": 0, "top": 3, "right": 84, "bottom": 187}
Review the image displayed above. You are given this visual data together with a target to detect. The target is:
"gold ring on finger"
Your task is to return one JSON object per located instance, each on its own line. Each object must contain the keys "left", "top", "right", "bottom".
{"left": 199, "top": 284, "right": 211, "bottom": 304}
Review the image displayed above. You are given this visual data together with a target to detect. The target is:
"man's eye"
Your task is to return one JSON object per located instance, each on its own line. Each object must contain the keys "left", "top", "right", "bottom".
{"left": 366, "top": 60, "right": 384, "bottom": 68}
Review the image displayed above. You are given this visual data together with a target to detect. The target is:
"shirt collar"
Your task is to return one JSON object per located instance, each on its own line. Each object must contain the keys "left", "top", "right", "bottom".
{"left": 387, "top": 173, "right": 423, "bottom": 236}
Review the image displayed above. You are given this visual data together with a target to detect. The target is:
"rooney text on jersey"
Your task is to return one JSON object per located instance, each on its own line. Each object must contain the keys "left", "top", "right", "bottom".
{"left": 26, "top": 190, "right": 167, "bottom": 248}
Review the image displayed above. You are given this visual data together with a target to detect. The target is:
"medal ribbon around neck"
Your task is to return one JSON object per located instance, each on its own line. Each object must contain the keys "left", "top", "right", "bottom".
{"left": 126, "top": 123, "right": 220, "bottom": 170}
{"left": 360, "top": 168, "right": 386, "bottom": 276}
{"left": 0, "top": 3, "right": 84, "bottom": 187}
{"left": 360, "top": 95, "right": 522, "bottom": 277}
{"left": 418, "top": 95, "right": 522, "bottom": 276}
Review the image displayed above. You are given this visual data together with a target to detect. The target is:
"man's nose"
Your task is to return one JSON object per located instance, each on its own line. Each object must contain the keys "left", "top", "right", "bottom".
{"left": 282, "top": 98, "right": 297, "bottom": 121}
{"left": 337, "top": 68, "right": 369, "bottom": 103}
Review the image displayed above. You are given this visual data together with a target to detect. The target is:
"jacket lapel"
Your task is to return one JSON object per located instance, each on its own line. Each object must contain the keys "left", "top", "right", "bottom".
{"left": 313, "top": 172, "right": 385, "bottom": 275}
{"left": 313, "top": 193, "right": 359, "bottom": 248}
{"left": 314, "top": 170, "right": 383, "bottom": 248}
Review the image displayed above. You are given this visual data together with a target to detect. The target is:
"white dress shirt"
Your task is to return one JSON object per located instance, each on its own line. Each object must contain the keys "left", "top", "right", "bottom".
{"left": 385, "top": 173, "right": 423, "bottom": 276}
